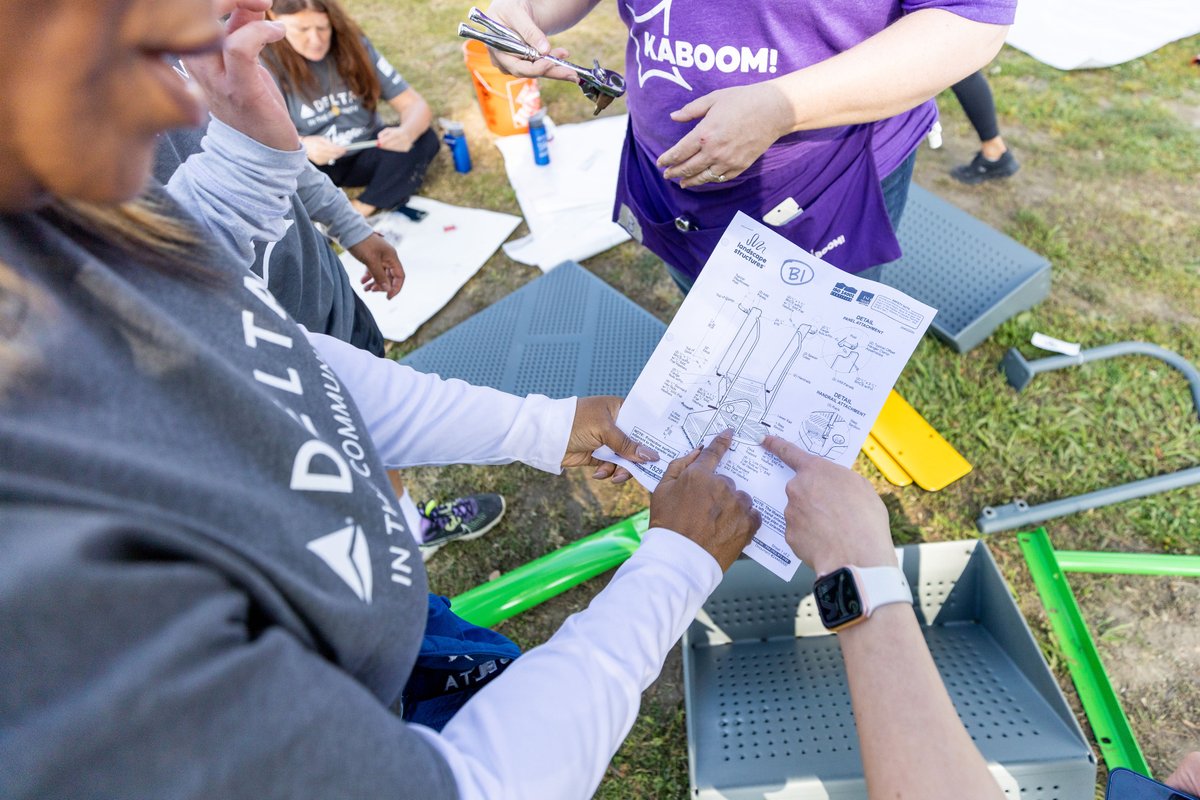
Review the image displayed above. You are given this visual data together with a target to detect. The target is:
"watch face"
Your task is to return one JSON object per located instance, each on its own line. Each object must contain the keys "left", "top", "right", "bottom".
{"left": 814, "top": 567, "right": 864, "bottom": 631}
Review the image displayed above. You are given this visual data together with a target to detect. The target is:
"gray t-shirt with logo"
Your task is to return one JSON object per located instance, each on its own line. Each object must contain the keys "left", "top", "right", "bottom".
{"left": 155, "top": 61, "right": 375, "bottom": 345}
{"left": 0, "top": 126, "right": 456, "bottom": 799}
{"left": 275, "top": 38, "right": 410, "bottom": 146}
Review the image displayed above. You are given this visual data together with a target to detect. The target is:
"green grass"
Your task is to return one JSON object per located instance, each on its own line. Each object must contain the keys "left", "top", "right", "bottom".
{"left": 343, "top": 2, "right": 1200, "bottom": 792}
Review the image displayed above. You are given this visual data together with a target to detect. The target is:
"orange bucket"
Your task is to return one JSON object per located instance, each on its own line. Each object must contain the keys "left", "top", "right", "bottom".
{"left": 463, "top": 39, "right": 542, "bottom": 136}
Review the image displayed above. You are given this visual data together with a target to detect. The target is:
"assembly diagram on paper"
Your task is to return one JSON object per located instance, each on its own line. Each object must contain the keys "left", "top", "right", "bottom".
{"left": 595, "top": 212, "right": 935, "bottom": 579}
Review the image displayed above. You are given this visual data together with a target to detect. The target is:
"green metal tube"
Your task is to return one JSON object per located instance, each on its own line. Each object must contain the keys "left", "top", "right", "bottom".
{"left": 1055, "top": 550, "right": 1200, "bottom": 577}
{"left": 1018, "top": 529, "right": 1150, "bottom": 775}
{"left": 450, "top": 509, "right": 650, "bottom": 628}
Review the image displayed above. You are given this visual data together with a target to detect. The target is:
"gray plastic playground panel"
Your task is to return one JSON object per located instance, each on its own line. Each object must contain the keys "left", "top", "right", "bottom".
{"left": 400, "top": 260, "right": 665, "bottom": 398}
{"left": 880, "top": 185, "right": 1051, "bottom": 353}
{"left": 683, "top": 540, "right": 1096, "bottom": 800}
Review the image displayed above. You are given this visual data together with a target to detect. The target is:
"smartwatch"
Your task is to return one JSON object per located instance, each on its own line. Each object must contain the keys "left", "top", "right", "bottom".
{"left": 813, "top": 565, "right": 912, "bottom": 632}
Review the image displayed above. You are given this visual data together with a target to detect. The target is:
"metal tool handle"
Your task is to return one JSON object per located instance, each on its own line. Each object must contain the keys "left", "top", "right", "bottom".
{"left": 466, "top": 7, "right": 521, "bottom": 41}
{"left": 457, "top": 23, "right": 538, "bottom": 60}
{"left": 458, "top": 5, "right": 625, "bottom": 114}
{"left": 539, "top": 53, "right": 593, "bottom": 82}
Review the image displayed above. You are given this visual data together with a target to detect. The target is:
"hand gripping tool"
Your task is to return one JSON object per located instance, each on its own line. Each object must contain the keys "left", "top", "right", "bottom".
{"left": 458, "top": 7, "right": 625, "bottom": 115}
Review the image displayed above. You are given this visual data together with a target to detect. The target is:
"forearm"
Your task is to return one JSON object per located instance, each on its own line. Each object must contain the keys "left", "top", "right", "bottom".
{"left": 838, "top": 604, "right": 1003, "bottom": 800}
{"left": 390, "top": 94, "right": 433, "bottom": 141}
{"left": 306, "top": 331, "right": 574, "bottom": 473}
{"left": 295, "top": 162, "right": 373, "bottom": 248}
{"left": 773, "top": 9, "right": 1008, "bottom": 133}
{"left": 166, "top": 117, "right": 307, "bottom": 266}
{"left": 416, "top": 529, "right": 721, "bottom": 799}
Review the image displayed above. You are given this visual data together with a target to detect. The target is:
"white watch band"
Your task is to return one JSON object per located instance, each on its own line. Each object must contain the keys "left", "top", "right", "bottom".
{"left": 849, "top": 565, "right": 912, "bottom": 617}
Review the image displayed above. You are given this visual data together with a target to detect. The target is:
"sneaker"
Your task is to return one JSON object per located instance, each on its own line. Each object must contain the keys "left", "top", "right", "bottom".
{"left": 950, "top": 150, "right": 1020, "bottom": 185}
{"left": 394, "top": 204, "right": 429, "bottom": 222}
{"left": 418, "top": 493, "right": 506, "bottom": 560}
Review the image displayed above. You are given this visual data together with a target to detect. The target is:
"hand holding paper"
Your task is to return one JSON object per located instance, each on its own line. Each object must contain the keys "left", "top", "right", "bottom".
{"left": 594, "top": 213, "right": 934, "bottom": 579}
{"left": 649, "top": 430, "right": 761, "bottom": 571}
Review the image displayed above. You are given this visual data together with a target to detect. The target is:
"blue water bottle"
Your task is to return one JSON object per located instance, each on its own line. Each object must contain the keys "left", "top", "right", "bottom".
{"left": 441, "top": 119, "right": 472, "bottom": 174}
{"left": 529, "top": 110, "right": 550, "bottom": 166}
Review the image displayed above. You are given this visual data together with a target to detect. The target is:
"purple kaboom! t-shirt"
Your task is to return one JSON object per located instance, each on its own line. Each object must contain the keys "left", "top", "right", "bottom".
{"left": 613, "top": 0, "right": 1016, "bottom": 277}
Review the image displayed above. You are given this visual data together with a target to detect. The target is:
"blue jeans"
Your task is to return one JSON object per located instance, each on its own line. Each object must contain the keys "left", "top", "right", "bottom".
{"left": 666, "top": 148, "right": 919, "bottom": 293}
{"left": 880, "top": 148, "right": 918, "bottom": 233}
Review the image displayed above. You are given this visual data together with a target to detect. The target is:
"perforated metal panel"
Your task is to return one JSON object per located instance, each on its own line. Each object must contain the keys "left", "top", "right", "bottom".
{"left": 882, "top": 186, "right": 1051, "bottom": 353}
{"left": 400, "top": 261, "right": 665, "bottom": 398}
{"left": 684, "top": 541, "right": 1096, "bottom": 800}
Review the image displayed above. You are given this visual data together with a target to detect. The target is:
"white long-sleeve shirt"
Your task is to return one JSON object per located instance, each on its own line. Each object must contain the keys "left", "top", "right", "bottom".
{"left": 149, "top": 114, "right": 727, "bottom": 799}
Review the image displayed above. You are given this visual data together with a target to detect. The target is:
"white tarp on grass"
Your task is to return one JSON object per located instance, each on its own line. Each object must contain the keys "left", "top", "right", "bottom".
{"left": 495, "top": 113, "right": 630, "bottom": 271}
{"left": 1007, "top": 0, "right": 1200, "bottom": 70}
{"left": 340, "top": 196, "right": 520, "bottom": 342}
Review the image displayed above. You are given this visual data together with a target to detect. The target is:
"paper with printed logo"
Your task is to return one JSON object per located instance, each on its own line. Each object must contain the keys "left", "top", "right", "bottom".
{"left": 594, "top": 212, "right": 935, "bottom": 580}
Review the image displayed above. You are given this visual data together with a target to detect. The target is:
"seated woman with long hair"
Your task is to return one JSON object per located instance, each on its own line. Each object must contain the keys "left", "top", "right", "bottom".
{"left": 264, "top": 0, "right": 440, "bottom": 216}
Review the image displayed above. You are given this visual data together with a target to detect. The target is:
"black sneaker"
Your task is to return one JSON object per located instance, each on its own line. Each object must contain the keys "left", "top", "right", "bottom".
{"left": 950, "top": 150, "right": 1020, "bottom": 185}
{"left": 394, "top": 205, "right": 429, "bottom": 222}
{"left": 419, "top": 493, "right": 506, "bottom": 560}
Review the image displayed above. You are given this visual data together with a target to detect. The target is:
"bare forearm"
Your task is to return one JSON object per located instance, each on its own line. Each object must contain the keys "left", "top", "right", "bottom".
{"left": 400, "top": 96, "right": 432, "bottom": 138}
{"left": 773, "top": 9, "right": 1008, "bottom": 133}
{"left": 838, "top": 604, "right": 1003, "bottom": 800}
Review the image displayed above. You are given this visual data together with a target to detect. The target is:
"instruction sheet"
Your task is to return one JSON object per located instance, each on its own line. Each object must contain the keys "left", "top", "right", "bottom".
{"left": 595, "top": 212, "right": 935, "bottom": 580}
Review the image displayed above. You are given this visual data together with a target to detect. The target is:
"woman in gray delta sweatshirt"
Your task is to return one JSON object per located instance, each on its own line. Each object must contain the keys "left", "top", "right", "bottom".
{"left": 0, "top": 0, "right": 762, "bottom": 798}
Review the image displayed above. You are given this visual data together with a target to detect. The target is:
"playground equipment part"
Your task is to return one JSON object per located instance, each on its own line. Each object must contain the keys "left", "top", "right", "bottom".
{"left": 451, "top": 510, "right": 648, "bottom": 628}
{"left": 867, "top": 390, "right": 973, "bottom": 490}
{"left": 979, "top": 341, "right": 1200, "bottom": 534}
{"left": 980, "top": 467, "right": 1200, "bottom": 534}
{"left": 879, "top": 186, "right": 1051, "bottom": 352}
{"left": 684, "top": 539, "right": 1095, "bottom": 799}
{"left": 1018, "top": 528, "right": 1160, "bottom": 776}
{"left": 1053, "top": 550, "right": 1200, "bottom": 577}
{"left": 862, "top": 432, "right": 913, "bottom": 487}
{"left": 1000, "top": 342, "right": 1200, "bottom": 409}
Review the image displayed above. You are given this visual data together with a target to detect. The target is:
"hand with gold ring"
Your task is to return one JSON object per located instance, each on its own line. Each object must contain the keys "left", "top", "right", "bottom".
{"left": 657, "top": 82, "right": 792, "bottom": 189}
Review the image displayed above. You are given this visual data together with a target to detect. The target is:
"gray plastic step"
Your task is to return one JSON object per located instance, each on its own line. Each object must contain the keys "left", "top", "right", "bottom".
{"left": 882, "top": 185, "right": 1051, "bottom": 353}
{"left": 684, "top": 540, "right": 1096, "bottom": 799}
{"left": 400, "top": 260, "right": 665, "bottom": 397}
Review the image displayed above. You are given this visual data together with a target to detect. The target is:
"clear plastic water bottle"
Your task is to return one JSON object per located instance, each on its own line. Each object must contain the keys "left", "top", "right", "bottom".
{"left": 440, "top": 119, "right": 472, "bottom": 173}
{"left": 529, "top": 110, "right": 550, "bottom": 166}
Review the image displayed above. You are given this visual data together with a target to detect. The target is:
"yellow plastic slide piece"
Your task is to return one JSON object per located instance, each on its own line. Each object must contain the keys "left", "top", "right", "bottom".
{"left": 869, "top": 390, "right": 972, "bottom": 491}
{"left": 862, "top": 433, "right": 913, "bottom": 487}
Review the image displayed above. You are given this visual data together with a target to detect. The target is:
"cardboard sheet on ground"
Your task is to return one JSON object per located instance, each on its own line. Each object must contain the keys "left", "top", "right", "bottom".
{"left": 495, "top": 114, "right": 629, "bottom": 271}
{"left": 1007, "top": 0, "right": 1200, "bottom": 70}
{"left": 595, "top": 213, "right": 935, "bottom": 580}
{"left": 340, "top": 196, "right": 520, "bottom": 343}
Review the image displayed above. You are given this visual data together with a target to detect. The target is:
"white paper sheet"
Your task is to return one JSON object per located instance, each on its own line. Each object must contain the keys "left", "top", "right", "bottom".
{"left": 1006, "top": 0, "right": 1200, "bottom": 70}
{"left": 340, "top": 196, "right": 520, "bottom": 343}
{"left": 494, "top": 114, "right": 630, "bottom": 271}
{"left": 595, "top": 213, "right": 935, "bottom": 580}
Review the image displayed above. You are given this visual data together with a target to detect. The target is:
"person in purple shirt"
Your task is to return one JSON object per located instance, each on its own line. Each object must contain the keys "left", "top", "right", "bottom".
{"left": 485, "top": 0, "right": 1016, "bottom": 291}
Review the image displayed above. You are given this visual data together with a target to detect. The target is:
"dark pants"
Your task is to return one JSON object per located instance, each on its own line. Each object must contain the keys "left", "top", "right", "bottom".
{"left": 950, "top": 71, "right": 1000, "bottom": 143}
{"left": 666, "top": 148, "right": 918, "bottom": 293}
{"left": 348, "top": 291, "right": 386, "bottom": 357}
{"left": 319, "top": 127, "right": 440, "bottom": 211}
